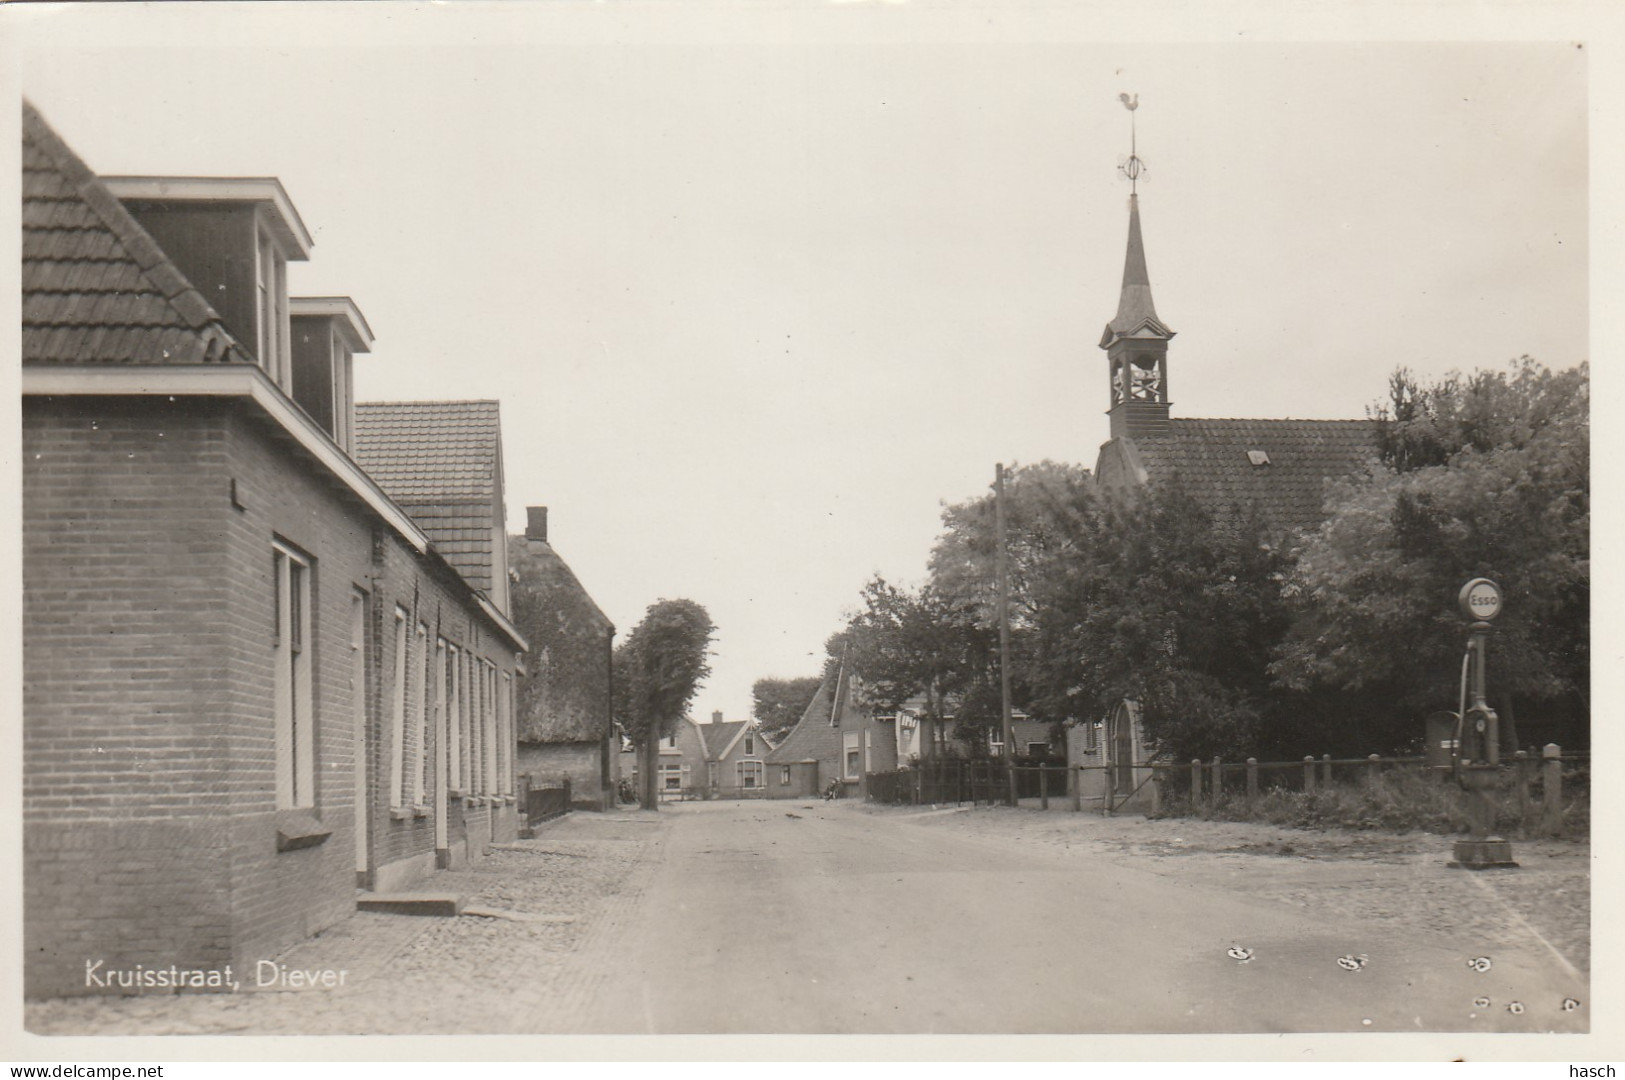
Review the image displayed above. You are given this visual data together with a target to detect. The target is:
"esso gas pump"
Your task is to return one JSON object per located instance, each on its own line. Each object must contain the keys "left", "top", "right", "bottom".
{"left": 1449, "top": 578, "right": 1518, "bottom": 870}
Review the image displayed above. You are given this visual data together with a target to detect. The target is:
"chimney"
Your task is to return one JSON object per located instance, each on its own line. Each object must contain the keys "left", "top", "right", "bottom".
{"left": 712, "top": 710, "right": 723, "bottom": 725}
{"left": 526, "top": 506, "right": 549, "bottom": 543}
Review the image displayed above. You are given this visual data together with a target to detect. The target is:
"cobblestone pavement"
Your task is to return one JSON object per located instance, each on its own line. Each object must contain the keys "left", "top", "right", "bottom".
{"left": 24, "top": 810, "right": 669, "bottom": 1036}
{"left": 23, "top": 802, "right": 1588, "bottom": 1035}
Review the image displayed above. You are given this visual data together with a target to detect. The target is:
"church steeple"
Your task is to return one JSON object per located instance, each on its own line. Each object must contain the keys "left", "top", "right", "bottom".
{"left": 1100, "top": 95, "right": 1174, "bottom": 439}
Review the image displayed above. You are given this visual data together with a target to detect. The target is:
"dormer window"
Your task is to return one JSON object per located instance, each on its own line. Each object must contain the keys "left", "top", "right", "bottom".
{"left": 291, "top": 298, "right": 374, "bottom": 454}
{"left": 103, "top": 176, "right": 313, "bottom": 386}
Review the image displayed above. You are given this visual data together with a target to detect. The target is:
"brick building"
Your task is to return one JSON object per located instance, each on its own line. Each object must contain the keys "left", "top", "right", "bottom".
{"left": 21, "top": 103, "right": 527, "bottom": 998}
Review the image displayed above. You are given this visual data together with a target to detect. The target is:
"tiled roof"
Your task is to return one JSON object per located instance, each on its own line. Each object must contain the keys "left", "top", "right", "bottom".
{"left": 353, "top": 401, "right": 504, "bottom": 593}
{"left": 697, "top": 721, "right": 748, "bottom": 760}
{"left": 1124, "top": 417, "right": 1379, "bottom": 540}
{"left": 21, "top": 102, "right": 252, "bottom": 366}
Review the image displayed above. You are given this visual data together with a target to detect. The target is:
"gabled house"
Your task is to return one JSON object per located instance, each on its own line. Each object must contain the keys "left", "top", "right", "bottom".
{"left": 765, "top": 656, "right": 894, "bottom": 799}
{"left": 642, "top": 713, "right": 777, "bottom": 800}
{"left": 1077, "top": 185, "right": 1377, "bottom": 804}
{"left": 21, "top": 103, "right": 526, "bottom": 998}
{"left": 508, "top": 506, "right": 616, "bottom": 809}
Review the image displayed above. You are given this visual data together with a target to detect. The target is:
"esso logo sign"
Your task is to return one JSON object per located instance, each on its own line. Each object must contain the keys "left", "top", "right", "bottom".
{"left": 1458, "top": 578, "right": 1503, "bottom": 621}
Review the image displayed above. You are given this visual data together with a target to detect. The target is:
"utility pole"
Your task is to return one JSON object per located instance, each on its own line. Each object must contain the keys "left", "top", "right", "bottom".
{"left": 995, "top": 463, "right": 1016, "bottom": 807}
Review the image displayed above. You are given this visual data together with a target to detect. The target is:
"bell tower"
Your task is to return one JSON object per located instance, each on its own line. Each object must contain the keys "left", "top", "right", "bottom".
{"left": 1099, "top": 94, "right": 1175, "bottom": 439}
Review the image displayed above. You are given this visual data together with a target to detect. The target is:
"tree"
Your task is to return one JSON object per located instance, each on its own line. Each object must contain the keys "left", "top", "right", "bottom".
{"left": 1018, "top": 479, "right": 1291, "bottom": 761}
{"left": 1272, "top": 359, "right": 1588, "bottom": 751}
{"left": 831, "top": 577, "right": 999, "bottom": 758}
{"left": 751, "top": 676, "right": 822, "bottom": 744}
{"left": 613, "top": 599, "right": 716, "bottom": 810}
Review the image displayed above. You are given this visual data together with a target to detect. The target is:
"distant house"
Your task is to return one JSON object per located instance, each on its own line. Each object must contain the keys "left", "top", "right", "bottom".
{"left": 508, "top": 506, "right": 616, "bottom": 810}
{"left": 1077, "top": 188, "right": 1377, "bottom": 804}
{"left": 21, "top": 103, "right": 526, "bottom": 998}
{"left": 644, "top": 713, "right": 777, "bottom": 800}
{"left": 765, "top": 656, "right": 895, "bottom": 799}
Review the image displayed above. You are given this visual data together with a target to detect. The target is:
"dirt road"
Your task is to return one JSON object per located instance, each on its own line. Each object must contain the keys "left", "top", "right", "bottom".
{"left": 559, "top": 800, "right": 1586, "bottom": 1035}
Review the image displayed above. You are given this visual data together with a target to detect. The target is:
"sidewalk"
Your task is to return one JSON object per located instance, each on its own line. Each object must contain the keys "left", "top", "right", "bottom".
{"left": 25, "top": 809, "right": 668, "bottom": 1036}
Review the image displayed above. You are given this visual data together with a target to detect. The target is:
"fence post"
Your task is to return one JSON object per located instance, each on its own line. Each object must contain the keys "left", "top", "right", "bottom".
{"left": 1039, "top": 766, "right": 1049, "bottom": 810}
{"left": 1211, "top": 756, "right": 1223, "bottom": 803}
{"left": 1541, "top": 743, "right": 1563, "bottom": 836}
{"left": 1322, "top": 753, "right": 1333, "bottom": 787}
{"left": 1070, "top": 765, "right": 1082, "bottom": 813}
{"left": 1304, "top": 756, "right": 1316, "bottom": 794}
{"left": 1246, "top": 758, "right": 1258, "bottom": 809}
{"left": 1514, "top": 750, "right": 1531, "bottom": 834}
{"left": 1150, "top": 765, "right": 1163, "bottom": 815}
{"left": 1366, "top": 754, "right": 1380, "bottom": 789}
{"left": 1191, "top": 758, "right": 1202, "bottom": 807}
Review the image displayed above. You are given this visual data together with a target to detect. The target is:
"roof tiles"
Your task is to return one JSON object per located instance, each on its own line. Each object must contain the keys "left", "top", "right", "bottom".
{"left": 21, "top": 102, "right": 251, "bottom": 367}
{"left": 353, "top": 401, "right": 504, "bottom": 594}
{"left": 1126, "top": 416, "right": 1379, "bottom": 540}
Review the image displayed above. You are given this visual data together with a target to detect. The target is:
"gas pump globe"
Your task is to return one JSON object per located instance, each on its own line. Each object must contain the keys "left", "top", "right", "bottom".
{"left": 1449, "top": 578, "right": 1518, "bottom": 870}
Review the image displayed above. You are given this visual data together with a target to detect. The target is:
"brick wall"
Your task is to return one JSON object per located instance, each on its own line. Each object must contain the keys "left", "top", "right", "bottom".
{"left": 24, "top": 396, "right": 525, "bottom": 997}
{"left": 517, "top": 741, "right": 606, "bottom": 809}
{"left": 24, "top": 399, "right": 240, "bottom": 997}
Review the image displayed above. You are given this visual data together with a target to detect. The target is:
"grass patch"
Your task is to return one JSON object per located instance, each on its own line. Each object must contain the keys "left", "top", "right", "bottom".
{"left": 1153, "top": 767, "right": 1588, "bottom": 839}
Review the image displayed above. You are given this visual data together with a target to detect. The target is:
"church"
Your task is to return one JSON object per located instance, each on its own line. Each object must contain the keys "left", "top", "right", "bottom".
{"left": 1074, "top": 125, "right": 1379, "bottom": 809}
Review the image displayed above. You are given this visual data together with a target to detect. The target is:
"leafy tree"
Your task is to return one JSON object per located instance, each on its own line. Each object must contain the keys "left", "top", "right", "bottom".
{"left": 613, "top": 598, "right": 716, "bottom": 809}
{"left": 1273, "top": 359, "right": 1588, "bottom": 751}
{"left": 751, "top": 676, "right": 822, "bottom": 743}
{"left": 1018, "top": 479, "right": 1291, "bottom": 761}
{"left": 830, "top": 578, "right": 997, "bottom": 758}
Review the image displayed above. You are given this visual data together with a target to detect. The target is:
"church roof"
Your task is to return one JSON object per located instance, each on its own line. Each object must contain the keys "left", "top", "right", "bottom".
{"left": 1100, "top": 194, "right": 1174, "bottom": 349}
{"left": 1100, "top": 417, "right": 1379, "bottom": 541}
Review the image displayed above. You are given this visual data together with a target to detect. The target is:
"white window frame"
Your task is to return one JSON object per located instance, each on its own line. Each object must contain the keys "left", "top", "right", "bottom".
{"left": 484, "top": 662, "right": 498, "bottom": 797}
{"left": 659, "top": 764, "right": 683, "bottom": 791}
{"left": 744, "top": 733, "right": 754, "bottom": 756}
{"left": 779, "top": 765, "right": 791, "bottom": 786}
{"left": 447, "top": 644, "right": 462, "bottom": 794}
{"left": 413, "top": 622, "right": 429, "bottom": 808}
{"left": 272, "top": 542, "right": 314, "bottom": 810}
{"left": 737, "top": 760, "right": 764, "bottom": 789}
{"left": 388, "top": 606, "right": 409, "bottom": 810}
{"left": 255, "top": 222, "right": 288, "bottom": 389}
{"left": 500, "top": 671, "right": 513, "bottom": 796}
{"left": 843, "top": 731, "right": 861, "bottom": 781}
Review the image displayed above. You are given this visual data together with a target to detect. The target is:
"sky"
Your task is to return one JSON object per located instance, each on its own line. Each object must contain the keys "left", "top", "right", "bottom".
{"left": 5, "top": 5, "right": 1595, "bottom": 726}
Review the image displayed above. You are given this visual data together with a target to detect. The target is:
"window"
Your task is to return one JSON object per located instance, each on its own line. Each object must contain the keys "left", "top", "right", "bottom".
{"left": 255, "top": 225, "right": 288, "bottom": 387}
{"left": 500, "top": 671, "right": 513, "bottom": 796}
{"left": 484, "top": 662, "right": 498, "bottom": 797}
{"left": 744, "top": 733, "right": 755, "bottom": 756}
{"left": 779, "top": 766, "right": 791, "bottom": 786}
{"left": 413, "top": 623, "right": 429, "bottom": 807}
{"left": 447, "top": 646, "right": 463, "bottom": 792}
{"left": 707, "top": 761, "right": 719, "bottom": 789}
{"left": 273, "top": 543, "right": 314, "bottom": 809}
{"left": 989, "top": 734, "right": 1005, "bottom": 758}
{"left": 1085, "top": 721, "right": 1101, "bottom": 753}
{"left": 1027, "top": 742, "right": 1048, "bottom": 757}
{"left": 843, "top": 732, "right": 860, "bottom": 780}
{"left": 388, "top": 607, "right": 408, "bottom": 809}
{"left": 660, "top": 764, "right": 683, "bottom": 791}
{"left": 738, "top": 760, "right": 764, "bottom": 789}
